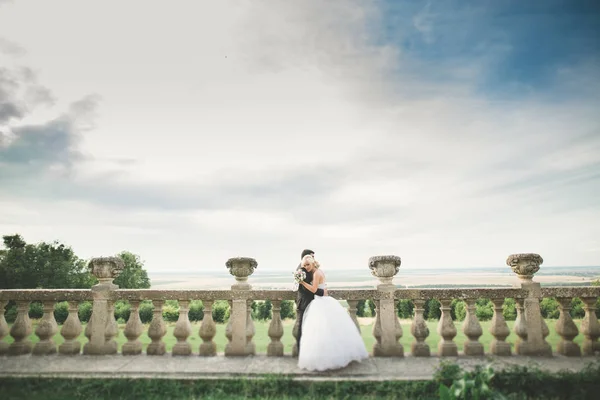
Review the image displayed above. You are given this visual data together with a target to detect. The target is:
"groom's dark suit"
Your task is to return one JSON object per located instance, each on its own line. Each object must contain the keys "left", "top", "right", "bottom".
{"left": 295, "top": 266, "right": 325, "bottom": 352}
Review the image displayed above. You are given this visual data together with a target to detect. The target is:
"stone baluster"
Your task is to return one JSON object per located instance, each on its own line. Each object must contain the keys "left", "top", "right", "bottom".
{"left": 147, "top": 300, "right": 167, "bottom": 356}
{"left": 173, "top": 300, "right": 192, "bottom": 356}
{"left": 0, "top": 300, "right": 10, "bottom": 355}
{"left": 199, "top": 300, "right": 217, "bottom": 356}
{"left": 122, "top": 300, "right": 144, "bottom": 355}
{"left": 462, "top": 299, "right": 483, "bottom": 356}
{"left": 59, "top": 301, "right": 83, "bottom": 355}
{"left": 225, "top": 300, "right": 233, "bottom": 354}
{"left": 555, "top": 297, "right": 581, "bottom": 356}
{"left": 267, "top": 300, "right": 284, "bottom": 356}
{"left": 437, "top": 299, "right": 458, "bottom": 356}
{"left": 507, "top": 253, "right": 551, "bottom": 356}
{"left": 225, "top": 257, "right": 257, "bottom": 356}
{"left": 8, "top": 300, "right": 33, "bottom": 355}
{"left": 369, "top": 255, "right": 403, "bottom": 357}
{"left": 490, "top": 298, "right": 511, "bottom": 356}
{"left": 292, "top": 316, "right": 300, "bottom": 357}
{"left": 347, "top": 300, "right": 360, "bottom": 331}
{"left": 372, "top": 299, "right": 383, "bottom": 355}
{"left": 411, "top": 299, "right": 430, "bottom": 356}
{"left": 580, "top": 297, "right": 600, "bottom": 355}
{"left": 246, "top": 299, "right": 256, "bottom": 355}
{"left": 84, "top": 257, "right": 124, "bottom": 355}
{"left": 513, "top": 299, "right": 527, "bottom": 355}
{"left": 33, "top": 301, "right": 58, "bottom": 355}
{"left": 83, "top": 311, "right": 93, "bottom": 353}
{"left": 104, "top": 300, "right": 119, "bottom": 354}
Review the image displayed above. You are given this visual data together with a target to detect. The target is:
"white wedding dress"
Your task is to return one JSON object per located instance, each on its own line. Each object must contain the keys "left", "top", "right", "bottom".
{"left": 298, "top": 284, "right": 369, "bottom": 371}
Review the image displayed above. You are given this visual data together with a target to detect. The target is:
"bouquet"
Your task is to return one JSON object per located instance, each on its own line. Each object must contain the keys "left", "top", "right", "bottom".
{"left": 292, "top": 269, "right": 306, "bottom": 292}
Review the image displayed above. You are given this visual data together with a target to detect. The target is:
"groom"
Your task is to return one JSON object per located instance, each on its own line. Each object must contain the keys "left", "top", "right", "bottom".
{"left": 295, "top": 249, "right": 325, "bottom": 353}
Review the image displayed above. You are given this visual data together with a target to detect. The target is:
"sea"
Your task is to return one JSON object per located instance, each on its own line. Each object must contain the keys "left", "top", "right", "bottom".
{"left": 149, "top": 266, "right": 600, "bottom": 290}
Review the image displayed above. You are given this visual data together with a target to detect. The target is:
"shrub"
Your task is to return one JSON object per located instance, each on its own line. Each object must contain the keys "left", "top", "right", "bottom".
{"left": 540, "top": 298, "right": 560, "bottom": 319}
{"left": 162, "top": 304, "right": 179, "bottom": 322}
{"left": 502, "top": 298, "right": 517, "bottom": 321}
{"left": 113, "top": 301, "right": 131, "bottom": 322}
{"left": 139, "top": 301, "right": 154, "bottom": 324}
{"left": 280, "top": 300, "right": 296, "bottom": 320}
{"left": 453, "top": 301, "right": 466, "bottom": 321}
{"left": 28, "top": 301, "right": 44, "bottom": 319}
{"left": 396, "top": 299, "right": 414, "bottom": 319}
{"left": 53, "top": 301, "right": 69, "bottom": 324}
{"left": 475, "top": 298, "right": 493, "bottom": 321}
{"left": 4, "top": 304, "right": 17, "bottom": 323}
{"left": 188, "top": 300, "right": 204, "bottom": 322}
{"left": 570, "top": 297, "right": 585, "bottom": 319}
{"left": 78, "top": 301, "right": 93, "bottom": 323}
{"left": 252, "top": 300, "right": 272, "bottom": 321}
{"left": 367, "top": 299, "right": 376, "bottom": 317}
{"left": 212, "top": 300, "right": 229, "bottom": 323}
{"left": 425, "top": 299, "right": 441, "bottom": 320}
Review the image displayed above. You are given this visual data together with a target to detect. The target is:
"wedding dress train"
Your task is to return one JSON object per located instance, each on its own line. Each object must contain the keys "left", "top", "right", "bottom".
{"left": 298, "top": 284, "right": 369, "bottom": 371}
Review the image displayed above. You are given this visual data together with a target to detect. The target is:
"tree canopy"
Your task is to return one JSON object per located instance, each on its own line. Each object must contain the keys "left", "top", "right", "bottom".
{"left": 0, "top": 234, "right": 151, "bottom": 289}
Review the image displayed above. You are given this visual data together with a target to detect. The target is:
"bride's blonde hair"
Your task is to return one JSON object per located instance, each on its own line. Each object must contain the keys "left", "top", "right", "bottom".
{"left": 302, "top": 255, "right": 320, "bottom": 269}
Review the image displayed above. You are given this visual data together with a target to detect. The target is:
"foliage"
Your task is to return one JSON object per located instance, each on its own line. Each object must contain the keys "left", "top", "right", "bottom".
{"left": 252, "top": 300, "right": 272, "bottom": 321}
{"left": 453, "top": 301, "right": 466, "bottom": 321}
{"left": 424, "top": 299, "right": 441, "bottom": 320}
{"left": 438, "top": 364, "right": 506, "bottom": 400}
{"left": 139, "top": 301, "right": 154, "bottom": 323}
{"left": 474, "top": 298, "right": 494, "bottom": 321}
{"left": 280, "top": 300, "right": 296, "bottom": 320}
{"left": 502, "top": 298, "right": 517, "bottom": 321}
{"left": 113, "top": 251, "right": 151, "bottom": 289}
{"left": 2, "top": 361, "right": 599, "bottom": 400}
{"left": 0, "top": 234, "right": 94, "bottom": 289}
{"left": 212, "top": 300, "right": 230, "bottom": 323}
{"left": 53, "top": 302, "right": 69, "bottom": 324}
{"left": 540, "top": 298, "right": 560, "bottom": 319}
{"left": 188, "top": 300, "right": 204, "bottom": 322}
{"left": 78, "top": 301, "right": 93, "bottom": 323}
{"left": 396, "top": 299, "right": 414, "bottom": 319}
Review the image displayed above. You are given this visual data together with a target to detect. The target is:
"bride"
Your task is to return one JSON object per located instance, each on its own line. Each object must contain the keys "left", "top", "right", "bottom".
{"left": 297, "top": 255, "right": 369, "bottom": 371}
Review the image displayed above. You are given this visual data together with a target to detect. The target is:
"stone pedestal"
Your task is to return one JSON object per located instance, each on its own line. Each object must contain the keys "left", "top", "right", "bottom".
{"left": 225, "top": 257, "right": 257, "bottom": 356}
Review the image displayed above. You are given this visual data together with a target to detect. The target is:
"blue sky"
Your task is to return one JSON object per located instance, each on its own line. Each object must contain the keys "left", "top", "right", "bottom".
{"left": 0, "top": 0, "right": 599, "bottom": 273}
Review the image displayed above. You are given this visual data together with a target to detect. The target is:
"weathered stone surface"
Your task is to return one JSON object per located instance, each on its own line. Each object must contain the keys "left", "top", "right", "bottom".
{"left": 507, "top": 253, "right": 543, "bottom": 282}
{"left": 59, "top": 301, "right": 82, "bottom": 355}
{"left": 147, "top": 300, "right": 167, "bottom": 356}
{"left": 540, "top": 287, "right": 600, "bottom": 299}
{"left": 580, "top": 297, "right": 600, "bottom": 356}
{"left": 267, "top": 300, "right": 284, "bottom": 356}
{"left": 122, "top": 300, "right": 144, "bottom": 356}
{"left": 8, "top": 301, "right": 33, "bottom": 356}
{"left": 395, "top": 288, "right": 525, "bottom": 300}
{"left": 437, "top": 299, "right": 458, "bottom": 357}
{"left": 33, "top": 301, "right": 58, "bottom": 355}
{"left": 0, "top": 300, "right": 9, "bottom": 355}
{"left": 462, "top": 299, "right": 484, "bottom": 356}
{"left": 411, "top": 299, "right": 430, "bottom": 357}
{"left": 89, "top": 257, "right": 125, "bottom": 291}
{"left": 490, "top": 298, "right": 511, "bottom": 356}
{"left": 226, "top": 257, "right": 257, "bottom": 290}
{"left": 0, "top": 289, "right": 93, "bottom": 301}
{"left": 555, "top": 297, "right": 581, "bottom": 357}
{"left": 369, "top": 255, "right": 401, "bottom": 288}
{"left": 172, "top": 300, "right": 192, "bottom": 356}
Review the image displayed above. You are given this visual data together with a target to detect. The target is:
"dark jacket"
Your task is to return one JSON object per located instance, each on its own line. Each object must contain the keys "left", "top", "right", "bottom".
{"left": 295, "top": 266, "right": 324, "bottom": 311}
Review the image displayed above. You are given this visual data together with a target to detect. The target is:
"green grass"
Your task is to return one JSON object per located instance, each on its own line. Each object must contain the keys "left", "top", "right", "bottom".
{"left": 2, "top": 318, "right": 583, "bottom": 354}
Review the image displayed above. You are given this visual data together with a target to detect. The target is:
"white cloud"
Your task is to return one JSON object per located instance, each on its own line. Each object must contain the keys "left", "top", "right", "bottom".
{"left": 0, "top": 0, "right": 599, "bottom": 275}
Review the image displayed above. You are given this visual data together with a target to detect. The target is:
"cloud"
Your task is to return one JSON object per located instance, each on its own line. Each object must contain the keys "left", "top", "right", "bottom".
{"left": 0, "top": 0, "right": 599, "bottom": 272}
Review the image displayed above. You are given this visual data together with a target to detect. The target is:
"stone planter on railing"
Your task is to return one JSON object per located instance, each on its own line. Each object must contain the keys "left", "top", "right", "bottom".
{"left": 506, "top": 253, "right": 552, "bottom": 356}
{"left": 370, "top": 255, "right": 403, "bottom": 357}
{"left": 225, "top": 257, "right": 257, "bottom": 356}
{"left": 84, "top": 257, "right": 124, "bottom": 355}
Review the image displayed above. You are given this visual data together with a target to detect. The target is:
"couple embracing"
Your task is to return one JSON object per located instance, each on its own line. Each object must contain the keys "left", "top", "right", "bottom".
{"left": 294, "top": 249, "right": 369, "bottom": 371}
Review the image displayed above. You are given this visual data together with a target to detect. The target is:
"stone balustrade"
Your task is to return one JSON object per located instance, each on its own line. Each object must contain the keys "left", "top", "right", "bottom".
{"left": 0, "top": 254, "right": 599, "bottom": 359}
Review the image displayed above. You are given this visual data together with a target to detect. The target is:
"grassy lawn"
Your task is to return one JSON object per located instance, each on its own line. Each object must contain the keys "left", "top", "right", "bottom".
{"left": 2, "top": 318, "right": 581, "bottom": 354}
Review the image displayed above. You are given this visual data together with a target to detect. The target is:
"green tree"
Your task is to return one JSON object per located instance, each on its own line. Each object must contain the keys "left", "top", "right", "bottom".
{"left": 113, "top": 251, "right": 151, "bottom": 289}
{"left": 0, "top": 234, "right": 93, "bottom": 289}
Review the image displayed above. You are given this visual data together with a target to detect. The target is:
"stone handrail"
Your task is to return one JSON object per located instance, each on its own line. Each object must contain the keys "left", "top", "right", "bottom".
{"left": 1, "top": 254, "right": 599, "bottom": 359}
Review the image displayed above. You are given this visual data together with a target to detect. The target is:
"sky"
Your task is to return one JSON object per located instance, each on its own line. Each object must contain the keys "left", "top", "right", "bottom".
{"left": 0, "top": 0, "right": 599, "bottom": 274}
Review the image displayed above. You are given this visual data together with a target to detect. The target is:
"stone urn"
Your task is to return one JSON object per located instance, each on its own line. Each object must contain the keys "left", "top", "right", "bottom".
{"left": 506, "top": 253, "right": 543, "bottom": 282}
{"left": 226, "top": 257, "right": 257, "bottom": 290}
{"left": 88, "top": 257, "right": 125, "bottom": 290}
{"left": 369, "top": 255, "right": 401, "bottom": 288}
